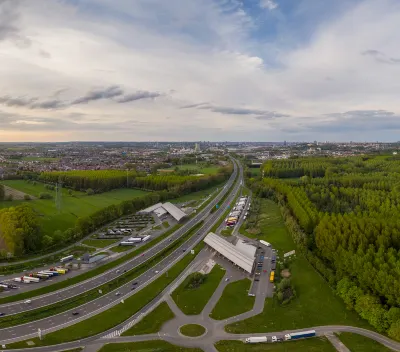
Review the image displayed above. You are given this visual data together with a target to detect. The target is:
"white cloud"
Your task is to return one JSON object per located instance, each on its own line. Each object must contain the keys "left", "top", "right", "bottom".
{"left": 259, "top": 0, "right": 278, "bottom": 11}
{"left": 0, "top": 0, "right": 399, "bottom": 142}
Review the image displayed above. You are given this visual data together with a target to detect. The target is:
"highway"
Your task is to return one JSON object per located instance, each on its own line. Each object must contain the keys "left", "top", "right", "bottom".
{"left": 0, "top": 159, "right": 243, "bottom": 343}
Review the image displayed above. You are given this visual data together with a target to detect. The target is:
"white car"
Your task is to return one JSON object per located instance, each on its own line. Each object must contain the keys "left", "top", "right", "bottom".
{"left": 24, "top": 299, "right": 32, "bottom": 304}
{"left": 115, "top": 291, "right": 120, "bottom": 296}
{"left": 225, "top": 278, "right": 229, "bottom": 282}
{"left": 272, "top": 336, "right": 277, "bottom": 343}
{"left": 155, "top": 270, "right": 159, "bottom": 274}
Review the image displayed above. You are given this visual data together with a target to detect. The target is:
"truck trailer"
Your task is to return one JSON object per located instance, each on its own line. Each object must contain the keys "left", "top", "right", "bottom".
{"left": 120, "top": 241, "right": 136, "bottom": 246}
{"left": 142, "top": 235, "right": 151, "bottom": 242}
{"left": 245, "top": 336, "right": 268, "bottom": 343}
{"left": 284, "top": 330, "right": 316, "bottom": 341}
{"left": 24, "top": 276, "right": 39, "bottom": 283}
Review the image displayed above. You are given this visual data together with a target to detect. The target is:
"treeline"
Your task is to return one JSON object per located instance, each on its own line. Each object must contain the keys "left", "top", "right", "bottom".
{"left": 248, "top": 155, "right": 400, "bottom": 340}
{"left": 39, "top": 170, "right": 143, "bottom": 192}
{"left": 0, "top": 205, "right": 41, "bottom": 256}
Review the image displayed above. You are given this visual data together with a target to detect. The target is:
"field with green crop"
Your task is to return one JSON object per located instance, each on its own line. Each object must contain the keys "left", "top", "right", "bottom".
{"left": 336, "top": 332, "right": 393, "bottom": 352}
{"left": 0, "top": 180, "right": 148, "bottom": 235}
{"left": 98, "top": 341, "right": 203, "bottom": 352}
{"left": 160, "top": 163, "right": 221, "bottom": 175}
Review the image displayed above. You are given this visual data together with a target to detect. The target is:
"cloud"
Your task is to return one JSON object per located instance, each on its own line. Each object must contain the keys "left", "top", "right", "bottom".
{"left": 259, "top": 0, "right": 278, "bottom": 11}
{"left": 0, "top": 96, "right": 37, "bottom": 108}
{"left": 117, "top": 91, "right": 162, "bottom": 103}
{"left": 361, "top": 49, "right": 400, "bottom": 65}
{"left": 0, "top": 0, "right": 31, "bottom": 47}
{"left": 71, "top": 86, "right": 124, "bottom": 105}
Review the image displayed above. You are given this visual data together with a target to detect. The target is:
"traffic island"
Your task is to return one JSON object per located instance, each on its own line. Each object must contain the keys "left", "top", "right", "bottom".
{"left": 179, "top": 324, "right": 206, "bottom": 337}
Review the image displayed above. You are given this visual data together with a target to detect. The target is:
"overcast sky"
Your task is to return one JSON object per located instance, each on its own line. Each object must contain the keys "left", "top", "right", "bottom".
{"left": 0, "top": 0, "right": 399, "bottom": 142}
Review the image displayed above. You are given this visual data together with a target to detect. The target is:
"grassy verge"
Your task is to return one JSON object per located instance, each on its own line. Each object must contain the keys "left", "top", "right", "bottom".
{"left": 98, "top": 341, "right": 203, "bottom": 352}
{"left": 61, "top": 349, "right": 83, "bottom": 352}
{"left": 5, "top": 241, "right": 206, "bottom": 348}
{"left": 0, "top": 223, "right": 183, "bottom": 304}
{"left": 122, "top": 301, "right": 174, "bottom": 335}
{"left": 163, "top": 221, "right": 170, "bottom": 228}
{"left": 172, "top": 265, "right": 225, "bottom": 315}
{"left": 109, "top": 245, "right": 133, "bottom": 253}
{"left": 81, "top": 239, "right": 118, "bottom": 248}
{"left": 335, "top": 332, "right": 393, "bottom": 352}
{"left": 215, "top": 338, "right": 336, "bottom": 351}
{"left": 0, "top": 222, "right": 203, "bottom": 329}
{"left": 179, "top": 324, "right": 206, "bottom": 337}
{"left": 226, "top": 255, "right": 370, "bottom": 333}
{"left": 210, "top": 279, "right": 254, "bottom": 320}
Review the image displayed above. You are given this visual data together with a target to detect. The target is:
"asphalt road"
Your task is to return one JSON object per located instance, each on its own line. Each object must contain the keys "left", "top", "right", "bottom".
{"left": 0, "top": 160, "right": 242, "bottom": 344}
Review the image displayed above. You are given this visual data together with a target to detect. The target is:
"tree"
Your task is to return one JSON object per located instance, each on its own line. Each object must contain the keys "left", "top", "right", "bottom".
{"left": 389, "top": 319, "right": 400, "bottom": 341}
{"left": 24, "top": 194, "right": 31, "bottom": 201}
{"left": 39, "top": 192, "right": 52, "bottom": 199}
{"left": 68, "top": 189, "right": 73, "bottom": 196}
{"left": 42, "top": 235, "right": 53, "bottom": 248}
{"left": 6, "top": 194, "right": 13, "bottom": 201}
{"left": 86, "top": 188, "right": 94, "bottom": 195}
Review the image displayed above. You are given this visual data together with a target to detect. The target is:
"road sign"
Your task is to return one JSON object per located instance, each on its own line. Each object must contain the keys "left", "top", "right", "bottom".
{"left": 121, "top": 299, "right": 125, "bottom": 304}
{"left": 216, "top": 204, "right": 219, "bottom": 209}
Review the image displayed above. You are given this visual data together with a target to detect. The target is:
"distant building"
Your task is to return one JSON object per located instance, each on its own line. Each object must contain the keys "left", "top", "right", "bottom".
{"left": 195, "top": 143, "right": 201, "bottom": 153}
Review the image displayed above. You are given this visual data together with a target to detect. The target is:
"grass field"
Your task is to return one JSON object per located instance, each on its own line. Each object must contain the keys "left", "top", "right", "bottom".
{"left": 179, "top": 324, "right": 206, "bottom": 337}
{"left": 249, "top": 168, "right": 261, "bottom": 176}
{"left": 160, "top": 163, "right": 221, "bottom": 175}
{"left": 98, "top": 341, "right": 203, "bottom": 352}
{"left": 109, "top": 245, "right": 133, "bottom": 252}
{"left": 170, "top": 182, "right": 225, "bottom": 205}
{"left": 172, "top": 265, "right": 226, "bottom": 315}
{"left": 241, "top": 199, "right": 295, "bottom": 253}
{"left": 210, "top": 279, "right": 255, "bottom": 320}
{"left": 0, "top": 180, "right": 148, "bottom": 236}
{"left": 335, "top": 332, "right": 393, "bottom": 352}
{"left": 81, "top": 239, "right": 118, "bottom": 248}
{"left": 215, "top": 337, "right": 336, "bottom": 351}
{"left": 122, "top": 301, "right": 175, "bottom": 335}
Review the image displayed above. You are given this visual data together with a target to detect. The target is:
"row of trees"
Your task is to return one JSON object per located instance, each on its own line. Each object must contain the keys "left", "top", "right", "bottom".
{"left": 0, "top": 205, "right": 41, "bottom": 256}
{"left": 39, "top": 170, "right": 142, "bottom": 192}
{"left": 249, "top": 155, "right": 400, "bottom": 339}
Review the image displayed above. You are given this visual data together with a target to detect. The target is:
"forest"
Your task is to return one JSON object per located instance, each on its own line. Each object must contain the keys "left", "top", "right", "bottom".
{"left": 248, "top": 155, "right": 400, "bottom": 340}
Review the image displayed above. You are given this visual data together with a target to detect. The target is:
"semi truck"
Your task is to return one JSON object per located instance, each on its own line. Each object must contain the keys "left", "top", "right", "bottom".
{"left": 60, "top": 255, "right": 74, "bottom": 263}
{"left": 284, "top": 330, "right": 316, "bottom": 340}
{"left": 245, "top": 336, "right": 268, "bottom": 343}
{"left": 142, "top": 235, "right": 151, "bottom": 242}
{"left": 24, "top": 276, "right": 39, "bottom": 283}
{"left": 260, "top": 240, "right": 271, "bottom": 247}
{"left": 120, "top": 241, "right": 135, "bottom": 246}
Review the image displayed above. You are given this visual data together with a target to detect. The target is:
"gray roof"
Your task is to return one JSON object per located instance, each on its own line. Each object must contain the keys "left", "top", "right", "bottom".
{"left": 161, "top": 202, "right": 187, "bottom": 221}
{"left": 204, "top": 232, "right": 255, "bottom": 273}
{"left": 139, "top": 202, "right": 163, "bottom": 213}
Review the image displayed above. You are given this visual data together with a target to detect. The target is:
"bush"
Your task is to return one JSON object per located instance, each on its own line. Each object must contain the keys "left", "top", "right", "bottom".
{"left": 186, "top": 272, "right": 207, "bottom": 289}
{"left": 24, "top": 194, "right": 31, "bottom": 200}
{"left": 68, "top": 189, "right": 73, "bottom": 196}
{"left": 86, "top": 188, "right": 94, "bottom": 196}
{"left": 6, "top": 194, "right": 13, "bottom": 201}
{"left": 39, "top": 192, "right": 52, "bottom": 199}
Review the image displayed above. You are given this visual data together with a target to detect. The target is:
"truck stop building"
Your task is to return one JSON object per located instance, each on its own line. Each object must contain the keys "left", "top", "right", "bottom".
{"left": 203, "top": 232, "right": 256, "bottom": 273}
{"left": 139, "top": 202, "right": 187, "bottom": 222}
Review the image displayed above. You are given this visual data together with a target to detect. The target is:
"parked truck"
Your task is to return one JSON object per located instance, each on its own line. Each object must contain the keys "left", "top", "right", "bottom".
{"left": 245, "top": 336, "right": 268, "bottom": 344}
{"left": 142, "top": 235, "right": 151, "bottom": 242}
{"left": 284, "top": 330, "right": 316, "bottom": 341}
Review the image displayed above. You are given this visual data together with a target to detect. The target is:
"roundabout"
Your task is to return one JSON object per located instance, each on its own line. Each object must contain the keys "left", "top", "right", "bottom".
{"left": 179, "top": 324, "right": 207, "bottom": 337}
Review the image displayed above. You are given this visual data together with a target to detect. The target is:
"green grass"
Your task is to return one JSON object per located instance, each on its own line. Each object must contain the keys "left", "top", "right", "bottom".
{"left": 60, "top": 349, "right": 83, "bottom": 352}
{"left": 249, "top": 168, "right": 261, "bottom": 176}
{"left": 109, "top": 245, "right": 133, "bottom": 253}
{"left": 21, "top": 157, "right": 59, "bottom": 162}
{"left": 210, "top": 279, "right": 255, "bottom": 320}
{"left": 0, "top": 223, "right": 203, "bottom": 330}
{"left": 172, "top": 265, "right": 226, "bottom": 315}
{"left": 122, "top": 301, "right": 175, "bottom": 335}
{"left": 162, "top": 164, "right": 221, "bottom": 175}
{"left": 4, "top": 241, "right": 205, "bottom": 348}
{"left": 81, "top": 239, "right": 118, "bottom": 248}
{"left": 98, "top": 341, "right": 203, "bottom": 352}
{"left": 170, "top": 182, "right": 225, "bottom": 205}
{"left": 163, "top": 221, "right": 170, "bottom": 228}
{"left": 215, "top": 338, "right": 336, "bottom": 352}
{"left": 225, "top": 255, "right": 371, "bottom": 333}
{"left": 0, "top": 180, "right": 148, "bottom": 236}
{"left": 0, "top": 223, "right": 183, "bottom": 304}
{"left": 335, "top": 332, "right": 393, "bottom": 352}
{"left": 241, "top": 199, "right": 295, "bottom": 253}
{"left": 179, "top": 324, "right": 206, "bottom": 337}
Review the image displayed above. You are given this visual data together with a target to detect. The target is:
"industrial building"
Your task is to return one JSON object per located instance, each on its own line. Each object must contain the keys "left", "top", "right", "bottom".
{"left": 139, "top": 202, "right": 187, "bottom": 222}
{"left": 203, "top": 232, "right": 256, "bottom": 273}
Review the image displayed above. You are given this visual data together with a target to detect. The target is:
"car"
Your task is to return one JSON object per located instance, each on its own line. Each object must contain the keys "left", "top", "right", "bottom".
{"left": 24, "top": 299, "right": 32, "bottom": 304}
{"left": 116, "top": 270, "right": 120, "bottom": 274}
{"left": 72, "top": 312, "right": 79, "bottom": 316}
{"left": 254, "top": 278, "right": 260, "bottom": 282}
{"left": 225, "top": 278, "right": 229, "bottom": 282}
{"left": 0, "top": 312, "right": 5, "bottom": 316}
{"left": 131, "top": 287, "right": 136, "bottom": 290}
{"left": 255, "top": 272, "right": 260, "bottom": 276}
{"left": 141, "top": 253, "right": 145, "bottom": 256}
{"left": 182, "top": 249, "right": 186, "bottom": 252}
{"left": 132, "top": 282, "right": 138, "bottom": 285}
{"left": 277, "top": 337, "right": 283, "bottom": 342}
{"left": 115, "top": 291, "right": 120, "bottom": 296}
{"left": 263, "top": 269, "right": 267, "bottom": 273}
{"left": 272, "top": 336, "right": 277, "bottom": 343}
{"left": 154, "top": 270, "right": 159, "bottom": 274}
{"left": 124, "top": 270, "right": 127, "bottom": 273}
{"left": 169, "top": 239, "right": 172, "bottom": 242}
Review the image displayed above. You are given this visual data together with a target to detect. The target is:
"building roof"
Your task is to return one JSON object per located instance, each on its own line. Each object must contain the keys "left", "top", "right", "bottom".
{"left": 235, "top": 239, "right": 257, "bottom": 259}
{"left": 204, "top": 232, "right": 255, "bottom": 273}
{"left": 161, "top": 202, "right": 187, "bottom": 222}
{"left": 140, "top": 202, "right": 163, "bottom": 213}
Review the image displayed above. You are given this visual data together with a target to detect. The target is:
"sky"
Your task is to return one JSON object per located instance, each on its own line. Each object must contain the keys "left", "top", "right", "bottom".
{"left": 0, "top": 0, "right": 400, "bottom": 142}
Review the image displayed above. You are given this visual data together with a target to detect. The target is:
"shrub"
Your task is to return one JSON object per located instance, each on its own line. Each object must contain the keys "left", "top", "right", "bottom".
{"left": 86, "top": 188, "right": 94, "bottom": 195}
{"left": 6, "top": 194, "right": 13, "bottom": 201}
{"left": 39, "top": 192, "right": 52, "bottom": 199}
{"left": 24, "top": 194, "right": 31, "bottom": 200}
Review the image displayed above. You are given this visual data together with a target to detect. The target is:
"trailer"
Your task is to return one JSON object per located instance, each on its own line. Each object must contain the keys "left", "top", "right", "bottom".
{"left": 14, "top": 277, "right": 30, "bottom": 284}
{"left": 284, "top": 330, "right": 316, "bottom": 341}
{"left": 269, "top": 271, "right": 275, "bottom": 283}
{"left": 245, "top": 336, "right": 268, "bottom": 343}
{"left": 126, "top": 237, "right": 142, "bottom": 243}
{"left": 55, "top": 267, "right": 69, "bottom": 273}
{"left": 24, "top": 276, "right": 39, "bottom": 283}
{"left": 51, "top": 267, "right": 67, "bottom": 274}
{"left": 60, "top": 255, "right": 74, "bottom": 263}
{"left": 260, "top": 240, "right": 271, "bottom": 247}
{"left": 41, "top": 271, "right": 59, "bottom": 276}
{"left": 120, "top": 241, "right": 136, "bottom": 246}
{"left": 142, "top": 235, "right": 151, "bottom": 242}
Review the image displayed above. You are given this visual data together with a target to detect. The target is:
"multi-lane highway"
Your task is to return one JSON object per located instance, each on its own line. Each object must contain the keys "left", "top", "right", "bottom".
{"left": 0, "top": 159, "right": 243, "bottom": 343}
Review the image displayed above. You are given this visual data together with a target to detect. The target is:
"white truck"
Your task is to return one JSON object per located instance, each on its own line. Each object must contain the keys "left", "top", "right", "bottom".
{"left": 142, "top": 235, "right": 151, "bottom": 242}
{"left": 245, "top": 336, "right": 268, "bottom": 343}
